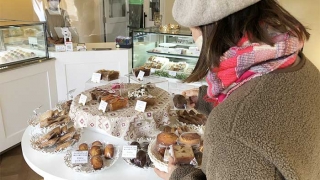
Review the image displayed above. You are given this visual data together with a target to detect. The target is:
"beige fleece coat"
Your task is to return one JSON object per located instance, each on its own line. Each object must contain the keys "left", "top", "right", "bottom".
{"left": 170, "top": 54, "right": 320, "bottom": 180}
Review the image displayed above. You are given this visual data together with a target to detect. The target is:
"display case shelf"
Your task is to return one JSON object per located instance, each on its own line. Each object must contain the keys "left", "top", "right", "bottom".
{"left": 146, "top": 51, "right": 198, "bottom": 59}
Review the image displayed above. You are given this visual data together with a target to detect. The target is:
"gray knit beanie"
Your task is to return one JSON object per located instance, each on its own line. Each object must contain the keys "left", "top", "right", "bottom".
{"left": 172, "top": 0, "right": 261, "bottom": 27}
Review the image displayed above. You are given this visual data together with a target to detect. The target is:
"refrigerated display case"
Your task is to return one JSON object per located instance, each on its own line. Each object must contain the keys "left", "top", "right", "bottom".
{"left": 132, "top": 27, "right": 200, "bottom": 81}
{"left": 0, "top": 20, "right": 48, "bottom": 68}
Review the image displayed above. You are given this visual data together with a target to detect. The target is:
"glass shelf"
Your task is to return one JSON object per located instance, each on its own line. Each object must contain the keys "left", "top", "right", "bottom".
{"left": 146, "top": 51, "right": 199, "bottom": 59}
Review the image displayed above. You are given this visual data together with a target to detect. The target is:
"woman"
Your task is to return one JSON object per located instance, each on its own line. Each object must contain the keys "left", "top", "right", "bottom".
{"left": 45, "top": 0, "right": 70, "bottom": 45}
{"left": 155, "top": 0, "right": 320, "bottom": 179}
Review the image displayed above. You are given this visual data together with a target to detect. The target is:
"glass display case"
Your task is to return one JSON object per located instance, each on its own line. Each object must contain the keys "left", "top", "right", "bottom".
{"left": 132, "top": 27, "right": 200, "bottom": 82}
{"left": 0, "top": 20, "right": 48, "bottom": 68}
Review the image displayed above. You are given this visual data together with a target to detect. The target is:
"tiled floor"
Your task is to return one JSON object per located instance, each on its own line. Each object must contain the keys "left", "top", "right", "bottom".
{"left": 0, "top": 144, "right": 43, "bottom": 180}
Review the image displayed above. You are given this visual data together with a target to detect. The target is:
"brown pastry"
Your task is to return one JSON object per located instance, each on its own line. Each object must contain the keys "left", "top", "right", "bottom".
{"left": 67, "top": 126, "right": 76, "bottom": 133}
{"left": 91, "top": 155, "right": 103, "bottom": 170}
{"left": 96, "top": 69, "right": 120, "bottom": 81}
{"left": 109, "top": 98, "right": 128, "bottom": 111}
{"left": 79, "top": 143, "right": 89, "bottom": 151}
{"left": 39, "top": 110, "right": 53, "bottom": 121}
{"left": 104, "top": 144, "right": 114, "bottom": 159}
{"left": 61, "top": 125, "right": 68, "bottom": 135}
{"left": 40, "top": 137, "right": 59, "bottom": 148}
{"left": 179, "top": 133, "right": 201, "bottom": 146}
{"left": 173, "top": 95, "right": 187, "bottom": 109}
{"left": 194, "top": 151, "right": 203, "bottom": 166}
{"left": 89, "top": 146, "right": 102, "bottom": 156}
{"left": 133, "top": 67, "right": 151, "bottom": 77}
{"left": 139, "top": 96, "right": 156, "bottom": 106}
{"left": 57, "top": 131, "right": 75, "bottom": 144}
{"left": 92, "top": 141, "right": 103, "bottom": 147}
{"left": 172, "top": 145, "right": 194, "bottom": 165}
{"left": 90, "top": 88, "right": 111, "bottom": 101}
{"left": 199, "top": 140, "right": 204, "bottom": 152}
{"left": 156, "top": 132, "right": 178, "bottom": 156}
{"left": 162, "top": 125, "right": 172, "bottom": 133}
{"left": 56, "top": 140, "right": 75, "bottom": 151}
{"left": 39, "top": 127, "right": 60, "bottom": 142}
{"left": 130, "top": 141, "right": 141, "bottom": 149}
{"left": 72, "top": 133, "right": 81, "bottom": 141}
{"left": 156, "top": 132, "right": 178, "bottom": 147}
{"left": 133, "top": 150, "right": 147, "bottom": 168}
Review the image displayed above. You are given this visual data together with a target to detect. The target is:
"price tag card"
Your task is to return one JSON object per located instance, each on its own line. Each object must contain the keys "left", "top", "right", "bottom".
{"left": 65, "top": 42, "right": 73, "bottom": 52}
{"left": 137, "top": 70, "right": 145, "bottom": 81}
{"left": 28, "top": 37, "right": 38, "bottom": 45}
{"left": 79, "top": 94, "right": 87, "bottom": 106}
{"left": 135, "top": 100, "right": 147, "bottom": 112}
{"left": 55, "top": 44, "right": 66, "bottom": 52}
{"left": 162, "top": 47, "right": 170, "bottom": 53}
{"left": 99, "top": 100, "right": 108, "bottom": 113}
{"left": 122, "top": 146, "right": 138, "bottom": 158}
{"left": 71, "top": 151, "right": 88, "bottom": 164}
{"left": 169, "top": 71, "right": 177, "bottom": 77}
{"left": 91, "top": 73, "right": 102, "bottom": 83}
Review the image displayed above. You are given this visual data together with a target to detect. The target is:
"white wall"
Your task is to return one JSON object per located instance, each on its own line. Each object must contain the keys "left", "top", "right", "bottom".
{"left": 279, "top": 0, "right": 320, "bottom": 70}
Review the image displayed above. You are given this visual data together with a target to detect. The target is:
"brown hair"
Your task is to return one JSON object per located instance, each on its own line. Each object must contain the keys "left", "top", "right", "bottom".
{"left": 185, "top": 0, "right": 310, "bottom": 83}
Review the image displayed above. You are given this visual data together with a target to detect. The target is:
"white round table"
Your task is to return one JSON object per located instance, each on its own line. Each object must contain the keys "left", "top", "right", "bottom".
{"left": 22, "top": 126, "right": 162, "bottom": 180}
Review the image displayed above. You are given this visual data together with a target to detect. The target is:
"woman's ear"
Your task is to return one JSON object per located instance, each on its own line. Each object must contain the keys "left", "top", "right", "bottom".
{"left": 190, "top": 27, "right": 202, "bottom": 42}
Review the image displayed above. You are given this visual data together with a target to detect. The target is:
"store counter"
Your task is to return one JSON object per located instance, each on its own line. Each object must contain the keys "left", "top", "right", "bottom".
{"left": 22, "top": 126, "right": 161, "bottom": 180}
{"left": 50, "top": 42, "right": 132, "bottom": 101}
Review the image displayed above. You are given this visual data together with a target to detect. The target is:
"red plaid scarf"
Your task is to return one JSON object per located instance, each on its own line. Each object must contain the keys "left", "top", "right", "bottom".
{"left": 205, "top": 28, "right": 303, "bottom": 105}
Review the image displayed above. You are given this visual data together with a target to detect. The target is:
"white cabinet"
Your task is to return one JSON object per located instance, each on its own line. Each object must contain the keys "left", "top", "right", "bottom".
{"left": 0, "top": 60, "right": 58, "bottom": 152}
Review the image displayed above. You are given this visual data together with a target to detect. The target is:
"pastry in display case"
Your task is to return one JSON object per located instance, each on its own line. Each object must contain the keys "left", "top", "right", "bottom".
{"left": 132, "top": 27, "right": 200, "bottom": 81}
{"left": 0, "top": 20, "right": 48, "bottom": 67}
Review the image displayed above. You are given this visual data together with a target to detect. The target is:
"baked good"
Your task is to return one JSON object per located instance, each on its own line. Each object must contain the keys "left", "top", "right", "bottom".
{"left": 91, "top": 155, "right": 103, "bottom": 170}
{"left": 109, "top": 97, "right": 128, "bottom": 111}
{"left": 179, "top": 133, "right": 201, "bottom": 146}
{"left": 92, "top": 141, "right": 103, "bottom": 147}
{"left": 96, "top": 69, "right": 119, "bottom": 81}
{"left": 177, "top": 110, "right": 207, "bottom": 126}
{"left": 138, "top": 96, "right": 156, "bottom": 106}
{"left": 90, "top": 88, "right": 114, "bottom": 101}
{"left": 40, "top": 137, "right": 59, "bottom": 148}
{"left": 89, "top": 146, "right": 102, "bottom": 156}
{"left": 162, "top": 125, "right": 172, "bottom": 133}
{"left": 194, "top": 151, "right": 203, "bottom": 166}
{"left": 39, "top": 127, "right": 61, "bottom": 142}
{"left": 133, "top": 150, "right": 147, "bottom": 168}
{"left": 57, "top": 131, "right": 75, "bottom": 144}
{"left": 39, "top": 110, "right": 53, "bottom": 121}
{"left": 172, "top": 145, "right": 194, "bottom": 165}
{"left": 79, "top": 143, "right": 89, "bottom": 151}
{"left": 56, "top": 140, "right": 74, "bottom": 151}
{"left": 61, "top": 125, "right": 68, "bottom": 134}
{"left": 156, "top": 132, "right": 178, "bottom": 157}
{"left": 156, "top": 132, "right": 178, "bottom": 147}
{"left": 173, "top": 95, "right": 187, "bottom": 109}
{"left": 199, "top": 140, "right": 203, "bottom": 152}
{"left": 133, "top": 67, "right": 151, "bottom": 77}
{"left": 104, "top": 144, "right": 114, "bottom": 159}
{"left": 72, "top": 133, "right": 81, "bottom": 141}
{"left": 130, "top": 141, "right": 141, "bottom": 149}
